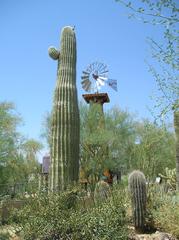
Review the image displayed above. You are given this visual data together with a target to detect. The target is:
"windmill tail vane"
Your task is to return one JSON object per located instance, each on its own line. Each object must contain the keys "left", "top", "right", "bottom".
{"left": 107, "top": 79, "right": 118, "bottom": 91}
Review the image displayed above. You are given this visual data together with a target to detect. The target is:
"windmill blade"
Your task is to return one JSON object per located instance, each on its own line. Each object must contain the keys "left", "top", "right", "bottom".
{"left": 81, "top": 75, "right": 90, "bottom": 80}
{"left": 96, "top": 78, "right": 105, "bottom": 86}
{"left": 85, "top": 81, "right": 92, "bottom": 92}
{"left": 100, "top": 70, "right": 109, "bottom": 75}
{"left": 99, "top": 63, "right": 106, "bottom": 71}
{"left": 98, "top": 76, "right": 108, "bottom": 81}
{"left": 82, "top": 71, "right": 90, "bottom": 76}
{"left": 81, "top": 78, "right": 89, "bottom": 85}
{"left": 81, "top": 62, "right": 113, "bottom": 93}
{"left": 107, "top": 79, "right": 118, "bottom": 91}
{"left": 82, "top": 79, "right": 91, "bottom": 92}
{"left": 98, "top": 73, "right": 108, "bottom": 79}
{"left": 96, "top": 62, "right": 101, "bottom": 70}
{"left": 81, "top": 79, "right": 89, "bottom": 87}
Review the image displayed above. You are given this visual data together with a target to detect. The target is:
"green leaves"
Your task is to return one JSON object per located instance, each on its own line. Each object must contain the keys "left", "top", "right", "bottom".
{"left": 0, "top": 102, "right": 43, "bottom": 196}
{"left": 13, "top": 186, "right": 128, "bottom": 239}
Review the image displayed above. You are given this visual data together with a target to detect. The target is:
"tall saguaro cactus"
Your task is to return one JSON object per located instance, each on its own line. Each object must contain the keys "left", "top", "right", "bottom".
{"left": 128, "top": 170, "right": 147, "bottom": 232}
{"left": 48, "top": 26, "right": 80, "bottom": 191}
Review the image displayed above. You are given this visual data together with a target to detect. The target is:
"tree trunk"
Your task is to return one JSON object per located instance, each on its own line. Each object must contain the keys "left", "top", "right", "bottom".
{"left": 174, "top": 110, "right": 179, "bottom": 192}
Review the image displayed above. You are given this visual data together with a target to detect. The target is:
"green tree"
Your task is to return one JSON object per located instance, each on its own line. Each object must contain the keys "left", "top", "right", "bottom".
{"left": 104, "top": 106, "right": 136, "bottom": 172}
{"left": 21, "top": 139, "right": 43, "bottom": 192}
{"left": 116, "top": 0, "right": 178, "bottom": 114}
{"left": 22, "top": 139, "right": 43, "bottom": 162}
{"left": 42, "top": 103, "right": 176, "bottom": 182}
{"left": 115, "top": 0, "right": 179, "bottom": 188}
{"left": 0, "top": 102, "right": 43, "bottom": 195}
{"left": 132, "top": 120, "right": 175, "bottom": 179}
{"left": 80, "top": 103, "right": 137, "bottom": 180}
{"left": 0, "top": 102, "right": 23, "bottom": 190}
{"left": 80, "top": 102, "right": 114, "bottom": 181}
{"left": 41, "top": 112, "right": 52, "bottom": 149}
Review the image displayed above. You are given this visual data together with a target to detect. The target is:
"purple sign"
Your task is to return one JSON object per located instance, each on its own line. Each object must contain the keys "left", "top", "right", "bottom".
{"left": 42, "top": 155, "right": 50, "bottom": 174}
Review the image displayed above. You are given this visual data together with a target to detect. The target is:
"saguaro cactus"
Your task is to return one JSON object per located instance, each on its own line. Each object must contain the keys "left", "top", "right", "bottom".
{"left": 48, "top": 26, "right": 80, "bottom": 191}
{"left": 128, "top": 170, "right": 147, "bottom": 232}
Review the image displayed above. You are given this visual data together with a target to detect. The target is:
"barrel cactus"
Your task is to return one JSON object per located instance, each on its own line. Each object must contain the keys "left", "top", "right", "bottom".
{"left": 48, "top": 26, "right": 80, "bottom": 191}
{"left": 128, "top": 170, "right": 147, "bottom": 232}
{"left": 94, "top": 177, "right": 111, "bottom": 204}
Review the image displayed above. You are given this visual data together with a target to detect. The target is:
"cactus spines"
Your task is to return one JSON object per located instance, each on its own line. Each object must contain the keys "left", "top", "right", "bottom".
{"left": 128, "top": 170, "right": 147, "bottom": 232}
{"left": 49, "top": 26, "right": 79, "bottom": 191}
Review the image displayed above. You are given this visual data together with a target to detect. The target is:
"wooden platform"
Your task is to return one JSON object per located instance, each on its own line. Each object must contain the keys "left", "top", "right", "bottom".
{"left": 82, "top": 93, "right": 110, "bottom": 105}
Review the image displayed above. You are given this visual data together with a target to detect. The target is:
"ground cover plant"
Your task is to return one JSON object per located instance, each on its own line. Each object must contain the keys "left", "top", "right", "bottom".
{"left": 10, "top": 185, "right": 129, "bottom": 240}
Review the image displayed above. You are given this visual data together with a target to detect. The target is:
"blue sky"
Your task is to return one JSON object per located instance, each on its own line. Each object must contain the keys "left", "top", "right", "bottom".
{"left": 0, "top": 0, "right": 164, "bottom": 154}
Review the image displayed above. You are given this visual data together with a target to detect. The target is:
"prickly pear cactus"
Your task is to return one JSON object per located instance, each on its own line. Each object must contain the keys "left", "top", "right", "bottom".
{"left": 48, "top": 26, "right": 80, "bottom": 191}
{"left": 128, "top": 170, "right": 147, "bottom": 232}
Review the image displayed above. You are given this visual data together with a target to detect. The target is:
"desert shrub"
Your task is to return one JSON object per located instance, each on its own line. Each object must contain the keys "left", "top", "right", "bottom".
{"left": 146, "top": 184, "right": 179, "bottom": 237}
{"left": 152, "top": 193, "right": 179, "bottom": 238}
{"left": 11, "top": 185, "right": 128, "bottom": 240}
{"left": 70, "top": 186, "right": 129, "bottom": 240}
{"left": 145, "top": 184, "right": 164, "bottom": 231}
{"left": 0, "top": 232, "right": 10, "bottom": 240}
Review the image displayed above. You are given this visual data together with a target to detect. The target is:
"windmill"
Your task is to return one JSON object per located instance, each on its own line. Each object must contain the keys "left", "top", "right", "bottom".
{"left": 81, "top": 62, "right": 117, "bottom": 93}
{"left": 81, "top": 61, "right": 117, "bottom": 111}
{"left": 81, "top": 62, "right": 118, "bottom": 185}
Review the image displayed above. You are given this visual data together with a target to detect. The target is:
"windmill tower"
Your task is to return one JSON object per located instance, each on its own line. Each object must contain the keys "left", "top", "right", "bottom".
{"left": 81, "top": 62, "right": 117, "bottom": 128}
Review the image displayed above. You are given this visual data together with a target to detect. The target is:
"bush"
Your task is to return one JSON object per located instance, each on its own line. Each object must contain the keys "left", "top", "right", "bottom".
{"left": 152, "top": 193, "right": 179, "bottom": 238}
{"left": 0, "top": 233, "right": 10, "bottom": 240}
{"left": 11, "top": 185, "right": 129, "bottom": 239}
{"left": 146, "top": 184, "right": 179, "bottom": 238}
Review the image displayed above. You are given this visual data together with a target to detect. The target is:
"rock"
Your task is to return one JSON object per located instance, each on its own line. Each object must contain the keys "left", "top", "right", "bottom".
{"left": 128, "top": 231, "right": 177, "bottom": 240}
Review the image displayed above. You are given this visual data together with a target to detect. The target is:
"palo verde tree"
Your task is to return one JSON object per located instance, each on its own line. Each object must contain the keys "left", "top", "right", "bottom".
{"left": 132, "top": 120, "right": 175, "bottom": 179}
{"left": 80, "top": 102, "right": 113, "bottom": 182}
{"left": 21, "top": 139, "right": 43, "bottom": 176}
{"left": 115, "top": 0, "right": 179, "bottom": 190}
{"left": 42, "top": 103, "right": 176, "bottom": 181}
{"left": 0, "top": 101, "right": 44, "bottom": 194}
{"left": 0, "top": 102, "right": 22, "bottom": 190}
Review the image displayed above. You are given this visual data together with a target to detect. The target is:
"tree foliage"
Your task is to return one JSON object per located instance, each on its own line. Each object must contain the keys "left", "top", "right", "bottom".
{"left": 79, "top": 103, "right": 176, "bottom": 180}
{"left": 132, "top": 120, "right": 175, "bottom": 178}
{"left": 115, "top": 0, "right": 179, "bottom": 117}
{"left": 0, "top": 102, "right": 23, "bottom": 188}
{"left": 42, "top": 102, "right": 175, "bottom": 180}
{"left": 0, "top": 102, "right": 43, "bottom": 195}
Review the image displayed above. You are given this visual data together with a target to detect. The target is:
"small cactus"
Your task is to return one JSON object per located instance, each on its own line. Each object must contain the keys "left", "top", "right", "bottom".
{"left": 128, "top": 170, "right": 147, "bottom": 232}
{"left": 94, "top": 178, "right": 110, "bottom": 204}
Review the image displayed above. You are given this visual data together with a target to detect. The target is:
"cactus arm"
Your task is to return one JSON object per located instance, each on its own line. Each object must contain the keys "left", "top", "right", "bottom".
{"left": 48, "top": 46, "right": 60, "bottom": 60}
